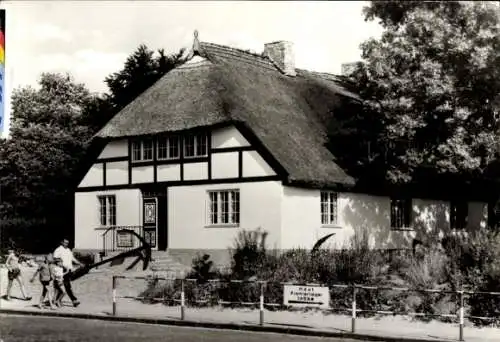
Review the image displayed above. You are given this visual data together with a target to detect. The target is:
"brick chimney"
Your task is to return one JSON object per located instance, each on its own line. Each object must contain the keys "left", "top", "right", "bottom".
{"left": 263, "top": 41, "right": 296, "bottom": 76}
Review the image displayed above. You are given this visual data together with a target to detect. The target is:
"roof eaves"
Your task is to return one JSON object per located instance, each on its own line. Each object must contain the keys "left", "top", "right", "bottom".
{"left": 284, "top": 178, "right": 357, "bottom": 191}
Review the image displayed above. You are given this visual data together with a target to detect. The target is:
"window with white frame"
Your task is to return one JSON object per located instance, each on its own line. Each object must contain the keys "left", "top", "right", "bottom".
{"left": 390, "top": 197, "right": 412, "bottom": 229}
{"left": 184, "top": 133, "right": 208, "bottom": 158}
{"left": 207, "top": 190, "right": 240, "bottom": 226}
{"left": 321, "top": 191, "right": 338, "bottom": 225}
{"left": 98, "top": 195, "right": 116, "bottom": 226}
{"left": 131, "top": 139, "right": 154, "bottom": 162}
{"left": 450, "top": 201, "right": 468, "bottom": 230}
{"left": 157, "top": 135, "right": 180, "bottom": 160}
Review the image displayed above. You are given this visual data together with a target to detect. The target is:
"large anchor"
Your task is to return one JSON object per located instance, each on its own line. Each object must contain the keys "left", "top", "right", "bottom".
{"left": 69, "top": 229, "right": 152, "bottom": 281}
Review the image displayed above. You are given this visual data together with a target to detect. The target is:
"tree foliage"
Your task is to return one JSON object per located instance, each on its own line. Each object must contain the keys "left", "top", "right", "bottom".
{"left": 105, "top": 44, "right": 185, "bottom": 111}
{"left": 0, "top": 73, "right": 95, "bottom": 250}
{"left": 350, "top": 1, "right": 500, "bottom": 183}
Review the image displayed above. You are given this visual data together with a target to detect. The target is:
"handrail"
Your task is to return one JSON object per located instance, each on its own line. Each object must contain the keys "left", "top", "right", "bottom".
{"left": 98, "top": 225, "right": 144, "bottom": 257}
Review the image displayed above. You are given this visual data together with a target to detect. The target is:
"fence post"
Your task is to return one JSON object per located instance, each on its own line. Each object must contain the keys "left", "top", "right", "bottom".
{"left": 352, "top": 284, "right": 357, "bottom": 333}
{"left": 112, "top": 276, "right": 117, "bottom": 316}
{"left": 459, "top": 290, "right": 464, "bottom": 342}
{"left": 259, "top": 282, "right": 265, "bottom": 326}
{"left": 180, "top": 279, "right": 186, "bottom": 321}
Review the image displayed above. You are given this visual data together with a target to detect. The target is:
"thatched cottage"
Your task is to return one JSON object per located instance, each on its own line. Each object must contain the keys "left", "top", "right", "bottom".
{"left": 74, "top": 31, "right": 491, "bottom": 266}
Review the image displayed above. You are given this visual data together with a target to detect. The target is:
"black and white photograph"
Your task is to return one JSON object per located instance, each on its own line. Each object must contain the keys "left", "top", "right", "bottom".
{"left": 1, "top": 1, "right": 500, "bottom": 341}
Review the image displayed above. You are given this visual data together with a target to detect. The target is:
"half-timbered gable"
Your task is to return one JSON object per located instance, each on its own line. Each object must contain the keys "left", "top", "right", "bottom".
{"left": 77, "top": 124, "right": 279, "bottom": 190}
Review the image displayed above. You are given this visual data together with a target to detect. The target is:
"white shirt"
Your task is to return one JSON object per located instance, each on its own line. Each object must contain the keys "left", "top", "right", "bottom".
{"left": 53, "top": 246, "right": 77, "bottom": 271}
{"left": 52, "top": 265, "right": 64, "bottom": 281}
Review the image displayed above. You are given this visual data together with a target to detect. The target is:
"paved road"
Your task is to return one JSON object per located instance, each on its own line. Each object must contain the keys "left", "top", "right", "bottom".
{"left": 0, "top": 314, "right": 373, "bottom": 342}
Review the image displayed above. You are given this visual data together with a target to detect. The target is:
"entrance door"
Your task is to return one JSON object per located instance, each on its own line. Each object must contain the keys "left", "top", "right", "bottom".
{"left": 143, "top": 197, "right": 158, "bottom": 249}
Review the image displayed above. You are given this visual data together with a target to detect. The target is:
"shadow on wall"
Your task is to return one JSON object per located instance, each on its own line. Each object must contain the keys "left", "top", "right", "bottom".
{"left": 342, "top": 196, "right": 458, "bottom": 249}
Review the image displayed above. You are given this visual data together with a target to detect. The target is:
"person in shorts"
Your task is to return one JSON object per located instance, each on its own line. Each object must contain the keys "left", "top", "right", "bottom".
{"left": 4, "top": 249, "right": 31, "bottom": 301}
{"left": 53, "top": 239, "right": 82, "bottom": 307}
{"left": 52, "top": 257, "right": 66, "bottom": 307}
{"left": 30, "top": 254, "right": 55, "bottom": 309}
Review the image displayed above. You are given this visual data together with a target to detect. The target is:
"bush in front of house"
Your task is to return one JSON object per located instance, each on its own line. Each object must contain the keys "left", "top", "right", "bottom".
{"left": 139, "top": 253, "right": 223, "bottom": 306}
{"left": 137, "top": 226, "right": 500, "bottom": 325}
{"left": 138, "top": 277, "right": 180, "bottom": 304}
{"left": 400, "top": 247, "right": 451, "bottom": 321}
{"left": 215, "top": 228, "right": 272, "bottom": 306}
{"left": 442, "top": 230, "right": 500, "bottom": 326}
{"left": 218, "top": 228, "right": 390, "bottom": 312}
{"left": 185, "top": 253, "right": 222, "bottom": 306}
{"left": 230, "top": 228, "right": 269, "bottom": 280}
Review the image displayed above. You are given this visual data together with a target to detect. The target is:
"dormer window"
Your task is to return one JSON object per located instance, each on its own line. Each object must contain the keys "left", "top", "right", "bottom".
{"left": 184, "top": 133, "right": 208, "bottom": 158}
{"left": 132, "top": 139, "right": 153, "bottom": 162}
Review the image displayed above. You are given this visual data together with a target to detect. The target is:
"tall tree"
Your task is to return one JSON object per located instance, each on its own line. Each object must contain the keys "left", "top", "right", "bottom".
{"left": 105, "top": 44, "right": 185, "bottom": 112}
{"left": 0, "top": 73, "right": 95, "bottom": 251}
{"left": 350, "top": 1, "right": 500, "bottom": 183}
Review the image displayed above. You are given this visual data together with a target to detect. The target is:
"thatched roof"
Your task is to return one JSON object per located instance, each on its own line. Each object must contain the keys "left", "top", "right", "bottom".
{"left": 95, "top": 40, "right": 361, "bottom": 187}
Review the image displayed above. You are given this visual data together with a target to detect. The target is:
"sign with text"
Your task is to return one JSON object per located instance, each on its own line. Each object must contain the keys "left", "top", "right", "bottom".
{"left": 283, "top": 285, "right": 330, "bottom": 309}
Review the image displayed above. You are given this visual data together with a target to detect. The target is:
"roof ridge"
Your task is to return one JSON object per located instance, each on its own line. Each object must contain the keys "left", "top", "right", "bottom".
{"left": 199, "top": 41, "right": 279, "bottom": 72}
{"left": 200, "top": 41, "right": 268, "bottom": 60}
{"left": 297, "top": 68, "right": 342, "bottom": 80}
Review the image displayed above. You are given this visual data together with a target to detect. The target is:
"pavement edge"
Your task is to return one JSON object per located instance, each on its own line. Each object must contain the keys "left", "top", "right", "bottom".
{"left": 0, "top": 308, "right": 450, "bottom": 342}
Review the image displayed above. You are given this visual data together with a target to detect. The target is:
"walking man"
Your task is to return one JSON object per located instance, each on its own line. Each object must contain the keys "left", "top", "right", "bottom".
{"left": 53, "top": 239, "right": 82, "bottom": 307}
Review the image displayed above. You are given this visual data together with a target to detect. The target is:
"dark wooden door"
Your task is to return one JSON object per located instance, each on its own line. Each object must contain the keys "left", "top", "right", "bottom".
{"left": 143, "top": 197, "right": 158, "bottom": 248}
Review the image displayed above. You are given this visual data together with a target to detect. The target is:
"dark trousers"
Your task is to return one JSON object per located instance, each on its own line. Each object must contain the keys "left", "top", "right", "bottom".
{"left": 41, "top": 281, "right": 50, "bottom": 297}
{"left": 63, "top": 272, "right": 78, "bottom": 302}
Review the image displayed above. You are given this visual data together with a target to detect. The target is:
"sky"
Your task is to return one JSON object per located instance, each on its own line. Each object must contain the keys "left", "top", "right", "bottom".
{"left": 0, "top": 0, "right": 383, "bottom": 137}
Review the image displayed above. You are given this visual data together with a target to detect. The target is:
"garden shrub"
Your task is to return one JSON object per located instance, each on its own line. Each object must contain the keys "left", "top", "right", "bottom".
{"left": 404, "top": 249, "right": 447, "bottom": 289}
{"left": 230, "top": 228, "right": 269, "bottom": 280}
{"left": 137, "top": 227, "right": 500, "bottom": 324}
{"left": 138, "top": 277, "right": 179, "bottom": 304}
{"left": 401, "top": 248, "right": 450, "bottom": 320}
{"left": 217, "top": 228, "right": 272, "bottom": 306}
{"left": 139, "top": 255, "right": 222, "bottom": 306}
{"left": 186, "top": 253, "right": 218, "bottom": 283}
{"left": 185, "top": 254, "right": 221, "bottom": 306}
{"left": 444, "top": 230, "right": 500, "bottom": 326}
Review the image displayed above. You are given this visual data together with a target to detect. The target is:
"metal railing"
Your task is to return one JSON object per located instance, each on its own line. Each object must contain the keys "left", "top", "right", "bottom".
{"left": 111, "top": 276, "right": 500, "bottom": 342}
{"left": 99, "top": 226, "right": 144, "bottom": 257}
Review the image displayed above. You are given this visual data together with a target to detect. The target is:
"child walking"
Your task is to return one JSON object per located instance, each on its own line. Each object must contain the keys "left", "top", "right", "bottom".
{"left": 52, "top": 257, "right": 66, "bottom": 307}
{"left": 30, "top": 254, "right": 55, "bottom": 309}
{"left": 4, "top": 249, "right": 32, "bottom": 301}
